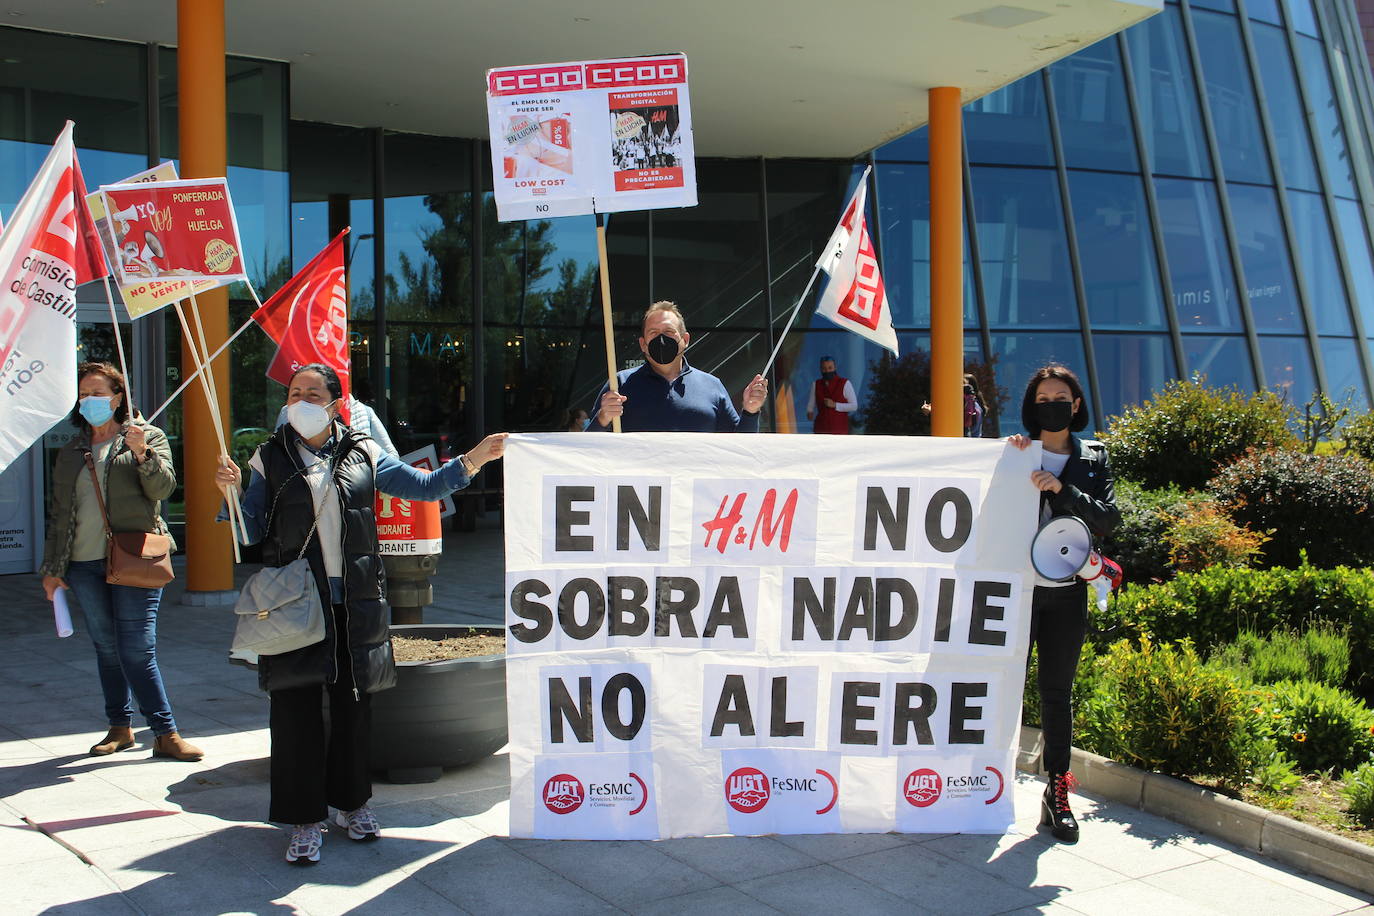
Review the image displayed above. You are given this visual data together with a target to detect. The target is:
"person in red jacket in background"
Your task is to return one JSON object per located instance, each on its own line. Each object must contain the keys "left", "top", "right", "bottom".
{"left": 806, "top": 356, "right": 857, "bottom": 434}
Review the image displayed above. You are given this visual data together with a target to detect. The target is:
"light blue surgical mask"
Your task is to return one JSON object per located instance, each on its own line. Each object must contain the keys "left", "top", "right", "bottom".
{"left": 79, "top": 395, "right": 115, "bottom": 427}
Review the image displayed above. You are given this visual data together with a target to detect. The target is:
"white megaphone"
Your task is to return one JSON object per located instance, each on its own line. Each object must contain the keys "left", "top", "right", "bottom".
{"left": 1030, "top": 515, "right": 1123, "bottom": 611}
{"left": 110, "top": 203, "right": 139, "bottom": 225}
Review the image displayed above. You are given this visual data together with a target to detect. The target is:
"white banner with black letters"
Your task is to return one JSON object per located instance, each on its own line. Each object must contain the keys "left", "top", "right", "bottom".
{"left": 504, "top": 433, "right": 1039, "bottom": 839}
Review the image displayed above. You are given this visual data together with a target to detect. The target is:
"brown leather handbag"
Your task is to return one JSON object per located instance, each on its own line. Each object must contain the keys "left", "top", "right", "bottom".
{"left": 84, "top": 449, "right": 175, "bottom": 589}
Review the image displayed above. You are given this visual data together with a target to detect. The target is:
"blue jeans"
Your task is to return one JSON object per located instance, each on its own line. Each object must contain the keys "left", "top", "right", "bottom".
{"left": 66, "top": 559, "right": 177, "bottom": 737}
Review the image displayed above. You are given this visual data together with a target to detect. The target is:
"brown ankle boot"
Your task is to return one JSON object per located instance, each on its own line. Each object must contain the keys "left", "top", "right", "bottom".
{"left": 90, "top": 726, "right": 135, "bottom": 756}
{"left": 152, "top": 732, "right": 204, "bottom": 762}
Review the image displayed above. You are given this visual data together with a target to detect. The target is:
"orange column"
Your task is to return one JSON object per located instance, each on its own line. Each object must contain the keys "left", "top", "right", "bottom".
{"left": 178, "top": 0, "right": 233, "bottom": 594}
{"left": 929, "top": 87, "right": 964, "bottom": 438}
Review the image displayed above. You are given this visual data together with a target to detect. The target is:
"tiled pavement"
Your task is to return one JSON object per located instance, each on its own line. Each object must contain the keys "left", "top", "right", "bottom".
{"left": 2, "top": 519, "right": 1370, "bottom": 915}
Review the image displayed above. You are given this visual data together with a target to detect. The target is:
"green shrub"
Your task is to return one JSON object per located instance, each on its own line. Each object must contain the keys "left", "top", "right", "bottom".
{"left": 1162, "top": 500, "right": 1268, "bottom": 573}
{"left": 1073, "top": 637, "right": 1258, "bottom": 788}
{"left": 1341, "top": 410, "right": 1374, "bottom": 463}
{"left": 1102, "top": 480, "right": 1194, "bottom": 585}
{"left": 1248, "top": 738, "right": 1303, "bottom": 794}
{"left": 1208, "top": 625, "right": 1351, "bottom": 688}
{"left": 1342, "top": 760, "right": 1374, "bottom": 826}
{"left": 1102, "top": 380, "right": 1295, "bottom": 490}
{"left": 1252, "top": 679, "right": 1374, "bottom": 774}
{"left": 1096, "top": 565, "right": 1374, "bottom": 696}
{"left": 1209, "top": 449, "right": 1374, "bottom": 569}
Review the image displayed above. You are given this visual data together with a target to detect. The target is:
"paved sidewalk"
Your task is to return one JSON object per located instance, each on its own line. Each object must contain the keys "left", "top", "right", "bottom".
{"left": 2, "top": 520, "right": 1371, "bottom": 915}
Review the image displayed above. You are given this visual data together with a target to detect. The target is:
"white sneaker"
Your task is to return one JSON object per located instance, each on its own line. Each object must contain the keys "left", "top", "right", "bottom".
{"left": 334, "top": 805, "right": 380, "bottom": 842}
{"left": 285, "top": 823, "right": 324, "bottom": 865}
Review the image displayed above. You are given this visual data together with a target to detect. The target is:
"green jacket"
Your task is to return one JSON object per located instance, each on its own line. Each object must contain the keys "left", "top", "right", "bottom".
{"left": 40, "top": 419, "right": 177, "bottom": 579}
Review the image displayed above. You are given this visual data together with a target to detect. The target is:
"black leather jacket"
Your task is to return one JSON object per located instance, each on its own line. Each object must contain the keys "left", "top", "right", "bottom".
{"left": 1044, "top": 435, "right": 1120, "bottom": 540}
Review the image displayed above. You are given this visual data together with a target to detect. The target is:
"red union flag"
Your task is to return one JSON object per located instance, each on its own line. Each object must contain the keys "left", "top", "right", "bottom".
{"left": 257, "top": 230, "right": 351, "bottom": 416}
{"left": 814, "top": 166, "right": 899, "bottom": 355}
{"left": 0, "top": 121, "right": 108, "bottom": 471}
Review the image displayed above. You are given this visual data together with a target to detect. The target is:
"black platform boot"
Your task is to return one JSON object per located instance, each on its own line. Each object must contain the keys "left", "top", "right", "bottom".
{"left": 1041, "top": 771, "right": 1079, "bottom": 843}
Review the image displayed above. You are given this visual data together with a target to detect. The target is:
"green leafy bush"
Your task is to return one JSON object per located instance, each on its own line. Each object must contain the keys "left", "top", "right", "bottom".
{"left": 1341, "top": 409, "right": 1374, "bottom": 463}
{"left": 853, "top": 350, "right": 1007, "bottom": 437}
{"left": 1208, "top": 625, "right": 1351, "bottom": 688}
{"left": 1162, "top": 500, "right": 1268, "bottom": 573}
{"left": 1342, "top": 760, "right": 1374, "bottom": 826}
{"left": 1251, "top": 679, "right": 1374, "bottom": 774}
{"left": 1102, "top": 380, "right": 1295, "bottom": 490}
{"left": 1097, "top": 565, "right": 1374, "bottom": 696}
{"left": 1102, "top": 481, "right": 1195, "bottom": 585}
{"left": 1209, "top": 449, "right": 1374, "bottom": 569}
{"left": 1248, "top": 738, "right": 1303, "bottom": 794}
{"left": 1073, "top": 637, "right": 1258, "bottom": 788}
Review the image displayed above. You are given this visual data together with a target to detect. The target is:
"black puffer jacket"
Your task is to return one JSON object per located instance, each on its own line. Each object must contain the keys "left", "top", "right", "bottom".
{"left": 254, "top": 423, "right": 396, "bottom": 696}
{"left": 1044, "top": 435, "right": 1120, "bottom": 539}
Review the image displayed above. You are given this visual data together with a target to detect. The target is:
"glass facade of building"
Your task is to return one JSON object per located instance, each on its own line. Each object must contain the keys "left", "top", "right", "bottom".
{"left": 4, "top": 0, "right": 1374, "bottom": 530}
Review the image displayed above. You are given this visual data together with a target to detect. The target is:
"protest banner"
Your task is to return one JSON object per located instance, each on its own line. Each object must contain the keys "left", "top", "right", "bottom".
{"left": 486, "top": 53, "right": 696, "bottom": 221}
{"left": 503, "top": 433, "right": 1039, "bottom": 839}
{"left": 85, "top": 163, "right": 221, "bottom": 319}
{"left": 98, "top": 177, "right": 247, "bottom": 291}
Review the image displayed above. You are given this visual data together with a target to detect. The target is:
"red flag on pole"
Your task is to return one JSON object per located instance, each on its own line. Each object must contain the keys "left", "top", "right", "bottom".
{"left": 0, "top": 122, "right": 109, "bottom": 471}
{"left": 814, "top": 166, "right": 898, "bottom": 354}
{"left": 256, "top": 229, "right": 351, "bottom": 417}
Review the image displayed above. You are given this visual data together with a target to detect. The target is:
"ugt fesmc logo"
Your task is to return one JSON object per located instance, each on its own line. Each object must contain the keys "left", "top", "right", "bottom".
{"left": 902, "top": 766, "right": 1006, "bottom": 808}
{"left": 543, "top": 774, "right": 584, "bottom": 814}
{"left": 724, "top": 766, "right": 839, "bottom": 815}
{"left": 542, "top": 772, "right": 650, "bottom": 816}
{"left": 903, "top": 768, "right": 942, "bottom": 808}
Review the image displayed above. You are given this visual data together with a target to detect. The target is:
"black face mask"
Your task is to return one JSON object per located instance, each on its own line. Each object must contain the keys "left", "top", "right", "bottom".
{"left": 1035, "top": 400, "right": 1075, "bottom": 433}
{"left": 646, "top": 334, "right": 681, "bottom": 365}
{"left": 821, "top": 370, "right": 836, "bottom": 381}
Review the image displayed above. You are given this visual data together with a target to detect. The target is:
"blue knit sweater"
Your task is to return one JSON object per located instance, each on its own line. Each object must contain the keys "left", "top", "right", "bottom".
{"left": 587, "top": 359, "right": 760, "bottom": 432}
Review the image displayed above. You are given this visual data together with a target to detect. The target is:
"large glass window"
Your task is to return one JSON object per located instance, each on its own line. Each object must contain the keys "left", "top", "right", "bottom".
{"left": 1191, "top": 8, "right": 1273, "bottom": 185}
{"left": 1288, "top": 0, "right": 1321, "bottom": 37}
{"left": 1319, "top": 337, "right": 1370, "bottom": 407}
{"left": 1226, "top": 183, "right": 1304, "bottom": 333}
{"left": 876, "top": 163, "right": 978, "bottom": 329}
{"left": 1247, "top": 0, "right": 1284, "bottom": 24}
{"left": 1286, "top": 189, "right": 1353, "bottom": 335}
{"left": 1155, "top": 178, "right": 1243, "bottom": 330}
{"left": 1295, "top": 34, "right": 1357, "bottom": 198}
{"left": 1259, "top": 335, "right": 1318, "bottom": 406}
{"left": 1067, "top": 171, "right": 1167, "bottom": 330}
{"left": 1125, "top": 6, "right": 1213, "bottom": 178}
{"left": 1334, "top": 198, "right": 1374, "bottom": 337}
{"left": 970, "top": 167, "right": 1078, "bottom": 328}
{"left": 1050, "top": 38, "right": 1138, "bottom": 172}
{"left": 1093, "top": 333, "right": 1178, "bottom": 419}
{"left": 988, "top": 332, "right": 1091, "bottom": 428}
{"left": 877, "top": 125, "right": 928, "bottom": 163}
{"left": 965, "top": 76, "right": 1054, "bottom": 167}
{"left": 1249, "top": 23, "right": 1321, "bottom": 192}
{"left": 1181, "top": 334, "right": 1256, "bottom": 389}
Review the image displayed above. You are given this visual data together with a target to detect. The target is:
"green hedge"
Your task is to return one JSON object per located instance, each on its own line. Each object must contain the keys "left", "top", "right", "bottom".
{"left": 1096, "top": 565, "right": 1374, "bottom": 696}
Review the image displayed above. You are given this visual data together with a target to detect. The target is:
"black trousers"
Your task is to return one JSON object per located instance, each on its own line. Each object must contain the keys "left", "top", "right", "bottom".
{"left": 267, "top": 606, "right": 372, "bottom": 825}
{"left": 1028, "top": 582, "right": 1088, "bottom": 775}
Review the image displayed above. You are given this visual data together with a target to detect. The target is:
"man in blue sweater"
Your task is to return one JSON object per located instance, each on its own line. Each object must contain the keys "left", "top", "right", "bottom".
{"left": 587, "top": 302, "right": 767, "bottom": 432}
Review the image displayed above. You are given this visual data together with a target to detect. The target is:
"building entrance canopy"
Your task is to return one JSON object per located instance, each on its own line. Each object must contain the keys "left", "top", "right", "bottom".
{"left": 17, "top": 0, "right": 1159, "bottom": 157}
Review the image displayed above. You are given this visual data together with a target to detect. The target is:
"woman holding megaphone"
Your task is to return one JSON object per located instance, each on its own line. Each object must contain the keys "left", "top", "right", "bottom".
{"left": 1008, "top": 364, "right": 1120, "bottom": 844}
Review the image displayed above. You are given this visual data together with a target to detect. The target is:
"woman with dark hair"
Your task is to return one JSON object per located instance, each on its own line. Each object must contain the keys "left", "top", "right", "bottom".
{"left": 40, "top": 361, "right": 203, "bottom": 761}
{"left": 1009, "top": 364, "right": 1119, "bottom": 843}
{"left": 213, "top": 363, "right": 507, "bottom": 866}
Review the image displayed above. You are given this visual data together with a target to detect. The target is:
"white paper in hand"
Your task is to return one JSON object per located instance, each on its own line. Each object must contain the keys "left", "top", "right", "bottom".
{"left": 53, "top": 587, "right": 73, "bottom": 638}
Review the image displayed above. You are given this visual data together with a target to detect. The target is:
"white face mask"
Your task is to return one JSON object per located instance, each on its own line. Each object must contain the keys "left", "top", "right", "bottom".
{"left": 286, "top": 399, "right": 333, "bottom": 439}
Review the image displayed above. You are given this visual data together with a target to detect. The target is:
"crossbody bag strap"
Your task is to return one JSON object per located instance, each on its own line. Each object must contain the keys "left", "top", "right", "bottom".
{"left": 262, "top": 441, "right": 339, "bottom": 564}
{"left": 83, "top": 450, "right": 114, "bottom": 542}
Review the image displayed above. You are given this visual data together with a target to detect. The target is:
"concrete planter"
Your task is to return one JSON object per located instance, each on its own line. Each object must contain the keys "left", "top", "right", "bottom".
{"left": 370, "top": 624, "right": 507, "bottom": 784}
